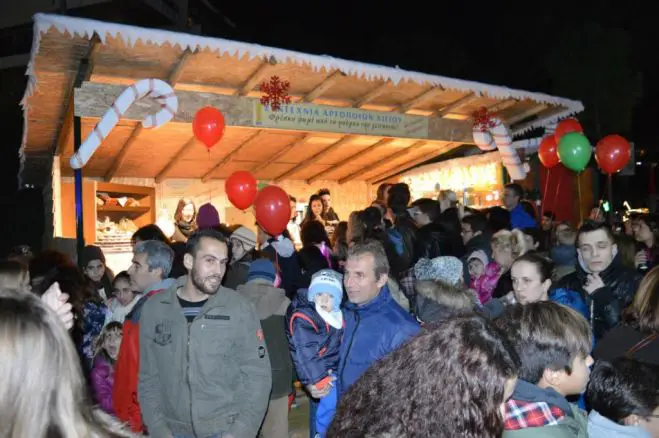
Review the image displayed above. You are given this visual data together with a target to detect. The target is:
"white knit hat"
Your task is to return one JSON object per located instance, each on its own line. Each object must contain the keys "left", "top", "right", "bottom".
{"left": 231, "top": 226, "right": 257, "bottom": 250}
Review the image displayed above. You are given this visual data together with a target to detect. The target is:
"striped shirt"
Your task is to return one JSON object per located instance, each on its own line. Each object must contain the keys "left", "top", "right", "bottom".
{"left": 178, "top": 296, "right": 207, "bottom": 323}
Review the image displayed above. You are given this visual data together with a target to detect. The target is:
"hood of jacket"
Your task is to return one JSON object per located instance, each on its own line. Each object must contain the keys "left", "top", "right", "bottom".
{"left": 510, "top": 380, "right": 574, "bottom": 419}
{"left": 237, "top": 280, "right": 289, "bottom": 319}
{"left": 588, "top": 411, "right": 652, "bottom": 438}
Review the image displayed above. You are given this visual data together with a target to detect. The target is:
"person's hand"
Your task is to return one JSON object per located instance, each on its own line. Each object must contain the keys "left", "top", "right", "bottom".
{"left": 634, "top": 250, "right": 648, "bottom": 268}
{"left": 41, "top": 282, "right": 74, "bottom": 329}
{"left": 584, "top": 273, "right": 605, "bottom": 295}
{"left": 306, "top": 370, "right": 336, "bottom": 399}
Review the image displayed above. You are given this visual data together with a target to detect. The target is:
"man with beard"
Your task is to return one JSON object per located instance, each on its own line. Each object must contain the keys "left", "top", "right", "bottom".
{"left": 138, "top": 229, "right": 272, "bottom": 438}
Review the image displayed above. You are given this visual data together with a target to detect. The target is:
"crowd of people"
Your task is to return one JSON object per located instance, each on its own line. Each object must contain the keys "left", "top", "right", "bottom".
{"left": 0, "top": 182, "right": 658, "bottom": 437}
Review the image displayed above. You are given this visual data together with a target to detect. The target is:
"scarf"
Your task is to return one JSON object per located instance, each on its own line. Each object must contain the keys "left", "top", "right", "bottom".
{"left": 176, "top": 220, "right": 195, "bottom": 238}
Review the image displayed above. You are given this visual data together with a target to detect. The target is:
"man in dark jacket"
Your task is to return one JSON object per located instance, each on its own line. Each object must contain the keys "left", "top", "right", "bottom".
{"left": 461, "top": 213, "right": 491, "bottom": 284}
{"left": 553, "top": 220, "right": 642, "bottom": 340}
{"left": 224, "top": 226, "right": 257, "bottom": 290}
{"left": 386, "top": 183, "right": 418, "bottom": 272}
{"left": 138, "top": 229, "right": 271, "bottom": 438}
{"left": 409, "top": 198, "right": 462, "bottom": 259}
{"left": 338, "top": 241, "right": 420, "bottom": 398}
{"left": 237, "top": 259, "right": 291, "bottom": 438}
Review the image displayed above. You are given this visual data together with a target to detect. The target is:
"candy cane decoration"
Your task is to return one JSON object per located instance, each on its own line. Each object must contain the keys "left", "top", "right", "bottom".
{"left": 70, "top": 78, "right": 178, "bottom": 169}
{"left": 472, "top": 112, "right": 526, "bottom": 180}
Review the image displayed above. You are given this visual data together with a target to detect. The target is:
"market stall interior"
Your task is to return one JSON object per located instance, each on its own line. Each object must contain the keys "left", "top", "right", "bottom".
{"left": 20, "top": 14, "right": 582, "bottom": 270}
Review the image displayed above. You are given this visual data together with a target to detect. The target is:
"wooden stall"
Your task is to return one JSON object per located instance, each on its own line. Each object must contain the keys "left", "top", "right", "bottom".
{"left": 20, "top": 14, "right": 584, "bottom": 269}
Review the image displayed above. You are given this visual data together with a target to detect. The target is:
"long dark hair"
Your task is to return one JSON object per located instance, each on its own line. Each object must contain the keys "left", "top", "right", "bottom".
{"left": 328, "top": 314, "right": 520, "bottom": 438}
{"left": 302, "top": 194, "right": 324, "bottom": 225}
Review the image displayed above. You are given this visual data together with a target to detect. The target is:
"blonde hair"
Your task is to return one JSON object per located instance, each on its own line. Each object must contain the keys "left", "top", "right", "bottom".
{"left": 491, "top": 229, "right": 530, "bottom": 258}
{"left": 623, "top": 265, "right": 659, "bottom": 333}
{"left": 0, "top": 290, "right": 137, "bottom": 438}
{"left": 0, "top": 259, "right": 29, "bottom": 291}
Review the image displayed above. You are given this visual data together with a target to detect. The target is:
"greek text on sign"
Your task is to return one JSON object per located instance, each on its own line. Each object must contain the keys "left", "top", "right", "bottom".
{"left": 254, "top": 102, "right": 429, "bottom": 139}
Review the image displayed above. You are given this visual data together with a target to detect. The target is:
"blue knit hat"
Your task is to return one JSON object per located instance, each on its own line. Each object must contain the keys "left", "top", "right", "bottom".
{"left": 247, "top": 259, "right": 276, "bottom": 283}
{"left": 308, "top": 269, "right": 343, "bottom": 312}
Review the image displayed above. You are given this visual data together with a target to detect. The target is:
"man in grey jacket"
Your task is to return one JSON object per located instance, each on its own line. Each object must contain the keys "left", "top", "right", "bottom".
{"left": 138, "top": 229, "right": 272, "bottom": 438}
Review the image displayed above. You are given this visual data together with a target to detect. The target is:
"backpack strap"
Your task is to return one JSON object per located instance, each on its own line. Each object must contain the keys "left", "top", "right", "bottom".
{"left": 626, "top": 332, "right": 658, "bottom": 358}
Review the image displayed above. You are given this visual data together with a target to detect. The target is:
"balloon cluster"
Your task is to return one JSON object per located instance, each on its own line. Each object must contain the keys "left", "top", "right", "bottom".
{"left": 538, "top": 118, "right": 631, "bottom": 174}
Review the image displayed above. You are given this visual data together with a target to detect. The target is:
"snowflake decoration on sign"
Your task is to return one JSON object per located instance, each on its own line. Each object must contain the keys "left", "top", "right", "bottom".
{"left": 259, "top": 75, "right": 291, "bottom": 111}
{"left": 471, "top": 107, "right": 498, "bottom": 132}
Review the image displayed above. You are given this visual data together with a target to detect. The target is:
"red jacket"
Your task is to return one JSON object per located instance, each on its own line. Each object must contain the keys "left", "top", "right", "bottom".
{"left": 112, "top": 285, "right": 170, "bottom": 432}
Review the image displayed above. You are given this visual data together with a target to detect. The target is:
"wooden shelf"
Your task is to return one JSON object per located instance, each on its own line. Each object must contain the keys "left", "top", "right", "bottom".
{"left": 97, "top": 205, "right": 150, "bottom": 214}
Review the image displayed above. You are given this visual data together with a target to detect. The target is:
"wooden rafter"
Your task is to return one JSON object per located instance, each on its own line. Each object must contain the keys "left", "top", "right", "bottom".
{"left": 338, "top": 140, "right": 427, "bottom": 184}
{"left": 302, "top": 70, "right": 345, "bottom": 102}
{"left": 154, "top": 136, "right": 197, "bottom": 183}
{"left": 512, "top": 106, "right": 568, "bottom": 135}
{"left": 486, "top": 97, "right": 519, "bottom": 113}
{"left": 399, "top": 86, "right": 444, "bottom": 113}
{"left": 168, "top": 49, "right": 193, "bottom": 85}
{"left": 250, "top": 133, "right": 312, "bottom": 176}
{"left": 238, "top": 55, "right": 277, "bottom": 96}
{"left": 353, "top": 81, "right": 391, "bottom": 108}
{"left": 367, "top": 142, "right": 459, "bottom": 184}
{"left": 104, "top": 124, "right": 143, "bottom": 181}
{"left": 57, "top": 35, "right": 101, "bottom": 156}
{"left": 307, "top": 138, "right": 394, "bottom": 184}
{"left": 272, "top": 135, "right": 354, "bottom": 182}
{"left": 436, "top": 93, "right": 478, "bottom": 117}
{"left": 505, "top": 104, "right": 549, "bottom": 125}
{"left": 201, "top": 130, "right": 263, "bottom": 182}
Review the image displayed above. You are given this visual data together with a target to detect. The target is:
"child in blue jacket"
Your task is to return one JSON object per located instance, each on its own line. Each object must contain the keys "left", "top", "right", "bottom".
{"left": 286, "top": 269, "right": 343, "bottom": 438}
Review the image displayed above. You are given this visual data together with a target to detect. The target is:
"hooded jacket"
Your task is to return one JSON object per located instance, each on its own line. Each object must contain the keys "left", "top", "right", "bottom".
{"left": 286, "top": 288, "right": 342, "bottom": 387}
{"left": 552, "top": 254, "right": 642, "bottom": 340}
{"left": 338, "top": 284, "right": 420, "bottom": 398}
{"left": 415, "top": 222, "right": 460, "bottom": 259}
{"left": 503, "top": 380, "right": 587, "bottom": 437}
{"left": 587, "top": 411, "right": 652, "bottom": 438}
{"left": 237, "top": 279, "right": 292, "bottom": 399}
{"left": 138, "top": 276, "right": 271, "bottom": 438}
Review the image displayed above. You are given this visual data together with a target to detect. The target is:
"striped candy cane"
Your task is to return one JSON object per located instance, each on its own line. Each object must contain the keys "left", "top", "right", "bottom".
{"left": 70, "top": 78, "right": 178, "bottom": 169}
{"left": 473, "top": 118, "right": 526, "bottom": 180}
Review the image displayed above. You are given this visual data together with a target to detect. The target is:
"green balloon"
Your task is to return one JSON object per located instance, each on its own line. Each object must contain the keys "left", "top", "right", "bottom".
{"left": 558, "top": 132, "right": 592, "bottom": 172}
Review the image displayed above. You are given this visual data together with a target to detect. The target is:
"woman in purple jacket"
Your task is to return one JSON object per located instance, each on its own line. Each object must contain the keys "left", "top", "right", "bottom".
{"left": 90, "top": 321, "right": 122, "bottom": 414}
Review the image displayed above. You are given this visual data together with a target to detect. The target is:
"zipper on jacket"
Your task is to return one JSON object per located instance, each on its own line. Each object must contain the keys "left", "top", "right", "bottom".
{"left": 339, "top": 311, "right": 360, "bottom": 395}
{"left": 187, "top": 321, "right": 198, "bottom": 437}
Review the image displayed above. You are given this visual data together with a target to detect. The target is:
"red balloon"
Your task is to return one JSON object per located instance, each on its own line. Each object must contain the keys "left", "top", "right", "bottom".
{"left": 254, "top": 186, "right": 291, "bottom": 236}
{"left": 538, "top": 135, "right": 560, "bottom": 168}
{"left": 225, "top": 171, "right": 257, "bottom": 210}
{"left": 555, "top": 118, "right": 584, "bottom": 142}
{"left": 193, "top": 107, "right": 225, "bottom": 149}
{"left": 595, "top": 134, "right": 631, "bottom": 174}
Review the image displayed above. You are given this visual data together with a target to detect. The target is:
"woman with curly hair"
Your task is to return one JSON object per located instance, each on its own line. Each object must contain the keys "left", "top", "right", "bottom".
{"left": 327, "top": 314, "right": 520, "bottom": 438}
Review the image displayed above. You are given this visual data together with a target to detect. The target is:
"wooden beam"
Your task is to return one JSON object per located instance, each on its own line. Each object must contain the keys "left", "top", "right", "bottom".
{"left": 272, "top": 135, "right": 354, "bottom": 182}
{"left": 436, "top": 93, "right": 478, "bottom": 117}
{"left": 57, "top": 36, "right": 101, "bottom": 156}
{"left": 154, "top": 136, "right": 197, "bottom": 183}
{"left": 302, "top": 70, "right": 345, "bottom": 102}
{"left": 250, "top": 134, "right": 312, "bottom": 176}
{"left": 368, "top": 142, "right": 459, "bottom": 184}
{"left": 505, "top": 104, "right": 549, "bottom": 125}
{"left": 399, "top": 86, "right": 444, "bottom": 113}
{"left": 104, "top": 124, "right": 143, "bottom": 181}
{"left": 339, "top": 140, "right": 427, "bottom": 184}
{"left": 201, "top": 130, "right": 263, "bottom": 182}
{"left": 238, "top": 55, "right": 277, "bottom": 96}
{"left": 486, "top": 98, "right": 519, "bottom": 113}
{"left": 511, "top": 106, "right": 569, "bottom": 135}
{"left": 353, "top": 81, "right": 391, "bottom": 108}
{"left": 307, "top": 138, "right": 394, "bottom": 183}
{"left": 168, "top": 49, "right": 192, "bottom": 85}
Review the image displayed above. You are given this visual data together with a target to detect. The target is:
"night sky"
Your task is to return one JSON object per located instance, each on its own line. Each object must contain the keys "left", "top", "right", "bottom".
{"left": 1, "top": 1, "right": 656, "bottom": 195}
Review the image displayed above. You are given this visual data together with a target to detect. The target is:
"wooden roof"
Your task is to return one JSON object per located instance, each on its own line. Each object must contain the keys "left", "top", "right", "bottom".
{"left": 21, "top": 14, "right": 583, "bottom": 184}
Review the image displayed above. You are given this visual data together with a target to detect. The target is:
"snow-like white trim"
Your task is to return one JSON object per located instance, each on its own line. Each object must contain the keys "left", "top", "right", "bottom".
{"left": 19, "top": 13, "right": 584, "bottom": 181}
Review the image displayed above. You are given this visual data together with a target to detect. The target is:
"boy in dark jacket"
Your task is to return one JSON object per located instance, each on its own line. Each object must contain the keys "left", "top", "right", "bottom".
{"left": 286, "top": 269, "right": 343, "bottom": 438}
{"left": 495, "top": 302, "right": 593, "bottom": 437}
{"left": 238, "top": 259, "right": 292, "bottom": 438}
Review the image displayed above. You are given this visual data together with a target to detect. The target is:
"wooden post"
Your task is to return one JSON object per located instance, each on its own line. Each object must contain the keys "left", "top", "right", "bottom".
{"left": 73, "top": 114, "right": 85, "bottom": 266}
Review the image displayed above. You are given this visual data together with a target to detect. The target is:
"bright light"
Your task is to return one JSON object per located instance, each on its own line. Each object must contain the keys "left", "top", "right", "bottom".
{"left": 486, "top": 194, "right": 493, "bottom": 201}
{"left": 636, "top": 162, "right": 642, "bottom": 165}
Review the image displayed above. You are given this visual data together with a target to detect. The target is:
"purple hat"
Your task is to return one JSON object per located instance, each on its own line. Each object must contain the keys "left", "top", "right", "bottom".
{"left": 196, "top": 203, "right": 221, "bottom": 229}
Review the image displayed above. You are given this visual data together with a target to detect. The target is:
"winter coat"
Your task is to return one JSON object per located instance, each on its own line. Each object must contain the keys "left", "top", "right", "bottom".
{"left": 462, "top": 232, "right": 492, "bottom": 284}
{"left": 588, "top": 411, "right": 652, "bottom": 438}
{"left": 414, "top": 284, "right": 478, "bottom": 324}
{"left": 503, "top": 380, "right": 587, "bottom": 438}
{"left": 224, "top": 255, "right": 252, "bottom": 290}
{"left": 261, "top": 237, "right": 301, "bottom": 300}
{"left": 552, "top": 255, "right": 642, "bottom": 340}
{"left": 482, "top": 288, "right": 588, "bottom": 320}
{"left": 471, "top": 261, "right": 501, "bottom": 304}
{"left": 388, "top": 215, "right": 419, "bottom": 273}
{"left": 105, "top": 295, "right": 140, "bottom": 325}
{"left": 112, "top": 278, "right": 175, "bottom": 433}
{"left": 492, "top": 269, "right": 513, "bottom": 300}
{"left": 593, "top": 325, "right": 659, "bottom": 366}
{"left": 338, "top": 284, "right": 420, "bottom": 398}
{"left": 415, "top": 222, "right": 462, "bottom": 260}
{"left": 138, "top": 276, "right": 271, "bottom": 438}
{"left": 509, "top": 204, "right": 537, "bottom": 229}
{"left": 286, "top": 288, "right": 342, "bottom": 387}
{"left": 237, "top": 279, "right": 292, "bottom": 399}
{"left": 80, "top": 301, "right": 109, "bottom": 371}
{"left": 91, "top": 354, "right": 115, "bottom": 414}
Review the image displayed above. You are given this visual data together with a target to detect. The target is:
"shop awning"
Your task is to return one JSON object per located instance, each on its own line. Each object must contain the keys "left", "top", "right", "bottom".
{"left": 21, "top": 14, "right": 583, "bottom": 184}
